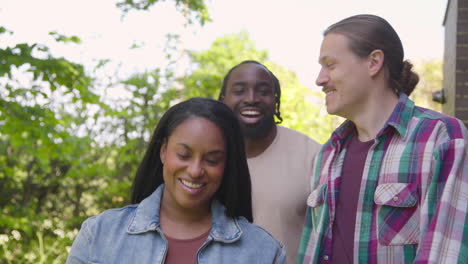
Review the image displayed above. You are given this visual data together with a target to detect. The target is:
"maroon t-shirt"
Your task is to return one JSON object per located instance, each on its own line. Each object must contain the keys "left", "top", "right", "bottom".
{"left": 331, "top": 135, "right": 374, "bottom": 263}
{"left": 164, "top": 229, "right": 210, "bottom": 264}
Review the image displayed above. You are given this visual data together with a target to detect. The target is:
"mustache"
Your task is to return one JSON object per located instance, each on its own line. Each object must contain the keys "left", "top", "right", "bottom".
{"left": 322, "top": 86, "right": 334, "bottom": 92}
{"left": 241, "top": 102, "right": 260, "bottom": 107}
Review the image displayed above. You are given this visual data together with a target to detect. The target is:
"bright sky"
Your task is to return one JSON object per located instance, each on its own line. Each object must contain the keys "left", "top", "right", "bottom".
{"left": 1, "top": 0, "right": 447, "bottom": 90}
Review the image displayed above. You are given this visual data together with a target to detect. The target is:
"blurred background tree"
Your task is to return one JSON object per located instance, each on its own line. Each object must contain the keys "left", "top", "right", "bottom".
{"left": 410, "top": 59, "right": 443, "bottom": 112}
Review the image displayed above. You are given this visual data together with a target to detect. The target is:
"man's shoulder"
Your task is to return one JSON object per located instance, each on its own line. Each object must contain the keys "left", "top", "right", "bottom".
{"left": 277, "top": 125, "right": 318, "bottom": 143}
{"left": 411, "top": 106, "right": 468, "bottom": 141}
{"left": 277, "top": 125, "right": 321, "bottom": 148}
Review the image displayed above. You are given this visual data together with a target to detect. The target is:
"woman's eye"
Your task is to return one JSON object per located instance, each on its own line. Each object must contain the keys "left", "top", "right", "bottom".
{"left": 205, "top": 156, "right": 223, "bottom": 165}
{"left": 177, "top": 153, "right": 190, "bottom": 160}
{"left": 206, "top": 159, "right": 218, "bottom": 165}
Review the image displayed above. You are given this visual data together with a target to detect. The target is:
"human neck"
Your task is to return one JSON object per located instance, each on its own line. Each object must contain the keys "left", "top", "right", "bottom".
{"left": 348, "top": 89, "right": 399, "bottom": 142}
{"left": 244, "top": 125, "right": 277, "bottom": 158}
{"left": 160, "top": 193, "right": 211, "bottom": 239}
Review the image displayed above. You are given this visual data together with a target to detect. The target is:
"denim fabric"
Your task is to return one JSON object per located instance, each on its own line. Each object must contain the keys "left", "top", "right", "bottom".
{"left": 67, "top": 185, "right": 286, "bottom": 264}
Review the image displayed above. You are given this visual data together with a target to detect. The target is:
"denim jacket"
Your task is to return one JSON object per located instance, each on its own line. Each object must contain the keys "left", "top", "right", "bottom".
{"left": 67, "top": 185, "right": 286, "bottom": 264}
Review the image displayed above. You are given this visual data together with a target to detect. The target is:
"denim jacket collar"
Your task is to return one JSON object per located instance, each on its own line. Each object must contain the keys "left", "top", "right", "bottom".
{"left": 126, "top": 184, "right": 242, "bottom": 243}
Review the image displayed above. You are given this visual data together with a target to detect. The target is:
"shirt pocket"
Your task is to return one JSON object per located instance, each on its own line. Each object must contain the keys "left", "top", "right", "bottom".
{"left": 374, "top": 183, "right": 420, "bottom": 246}
{"left": 307, "top": 184, "right": 328, "bottom": 234}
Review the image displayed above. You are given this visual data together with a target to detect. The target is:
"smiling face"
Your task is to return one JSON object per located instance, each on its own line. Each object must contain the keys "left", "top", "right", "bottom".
{"left": 160, "top": 117, "right": 226, "bottom": 214}
{"left": 316, "top": 33, "right": 372, "bottom": 119}
{"left": 221, "top": 63, "right": 276, "bottom": 139}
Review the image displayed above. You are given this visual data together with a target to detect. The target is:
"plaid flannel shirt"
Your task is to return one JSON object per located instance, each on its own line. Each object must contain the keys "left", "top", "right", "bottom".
{"left": 298, "top": 94, "right": 468, "bottom": 264}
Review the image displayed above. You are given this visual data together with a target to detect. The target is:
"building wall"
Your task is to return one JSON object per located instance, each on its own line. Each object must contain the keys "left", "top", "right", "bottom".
{"left": 456, "top": 0, "right": 468, "bottom": 126}
{"left": 443, "top": 0, "right": 457, "bottom": 116}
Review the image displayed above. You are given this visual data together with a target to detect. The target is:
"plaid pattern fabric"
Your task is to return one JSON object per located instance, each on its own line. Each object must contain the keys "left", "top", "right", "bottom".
{"left": 298, "top": 94, "right": 468, "bottom": 264}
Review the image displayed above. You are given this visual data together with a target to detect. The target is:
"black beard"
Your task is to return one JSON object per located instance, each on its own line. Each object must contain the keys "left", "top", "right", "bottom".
{"left": 241, "top": 114, "right": 275, "bottom": 139}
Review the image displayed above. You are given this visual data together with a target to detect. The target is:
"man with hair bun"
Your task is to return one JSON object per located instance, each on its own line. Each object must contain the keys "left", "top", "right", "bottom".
{"left": 299, "top": 14, "right": 468, "bottom": 263}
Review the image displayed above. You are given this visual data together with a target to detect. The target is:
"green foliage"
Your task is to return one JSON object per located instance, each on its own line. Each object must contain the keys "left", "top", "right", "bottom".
{"left": 0, "top": 41, "right": 95, "bottom": 102}
{"left": 49, "top": 32, "right": 81, "bottom": 44}
{"left": 0, "top": 27, "right": 12, "bottom": 35}
{"left": 411, "top": 59, "right": 442, "bottom": 112}
{"left": 116, "top": 0, "right": 211, "bottom": 25}
{"left": 0, "top": 29, "right": 104, "bottom": 262}
{"left": 182, "top": 31, "right": 267, "bottom": 99}
{"left": 1, "top": 216, "right": 76, "bottom": 263}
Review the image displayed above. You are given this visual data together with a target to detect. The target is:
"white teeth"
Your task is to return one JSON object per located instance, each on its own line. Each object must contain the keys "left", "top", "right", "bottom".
{"left": 241, "top": 110, "right": 260, "bottom": 116}
{"left": 326, "top": 90, "right": 335, "bottom": 95}
{"left": 181, "top": 179, "right": 203, "bottom": 189}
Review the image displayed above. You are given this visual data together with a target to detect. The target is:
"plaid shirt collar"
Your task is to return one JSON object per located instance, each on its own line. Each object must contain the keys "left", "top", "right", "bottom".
{"left": 330, "top": 93, "right": 415, "bottom": 146}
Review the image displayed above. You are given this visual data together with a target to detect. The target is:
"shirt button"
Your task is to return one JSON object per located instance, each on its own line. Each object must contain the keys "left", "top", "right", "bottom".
{"left": 323, "top": 255, "right": 329, "bottom": 260}
{"left": 393, "top": 196, "right": 399, "bottom": 201}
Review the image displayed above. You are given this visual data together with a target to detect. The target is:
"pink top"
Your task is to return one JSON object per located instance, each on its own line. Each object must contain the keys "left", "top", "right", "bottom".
{"left": 164, "top": 229, "right": 210, "bottom": 264}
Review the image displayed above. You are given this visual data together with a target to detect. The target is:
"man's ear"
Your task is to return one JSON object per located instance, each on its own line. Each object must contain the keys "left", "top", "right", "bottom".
{"left": 368, "top": 49, "right": 384, "bottom": 77}
{"left": 160, "top": 140, "right": 167, "bottom": 165}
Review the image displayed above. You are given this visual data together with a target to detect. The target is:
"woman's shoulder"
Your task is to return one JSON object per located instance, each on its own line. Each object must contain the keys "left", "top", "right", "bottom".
{"left": 236, "top": 217, "right": 284, "bottom": 249}
{"left": 225, "top": 218, "right": 286, "bottom": 263}
{"left": 81, "top": 204, "right": 138, "bottom": 231}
